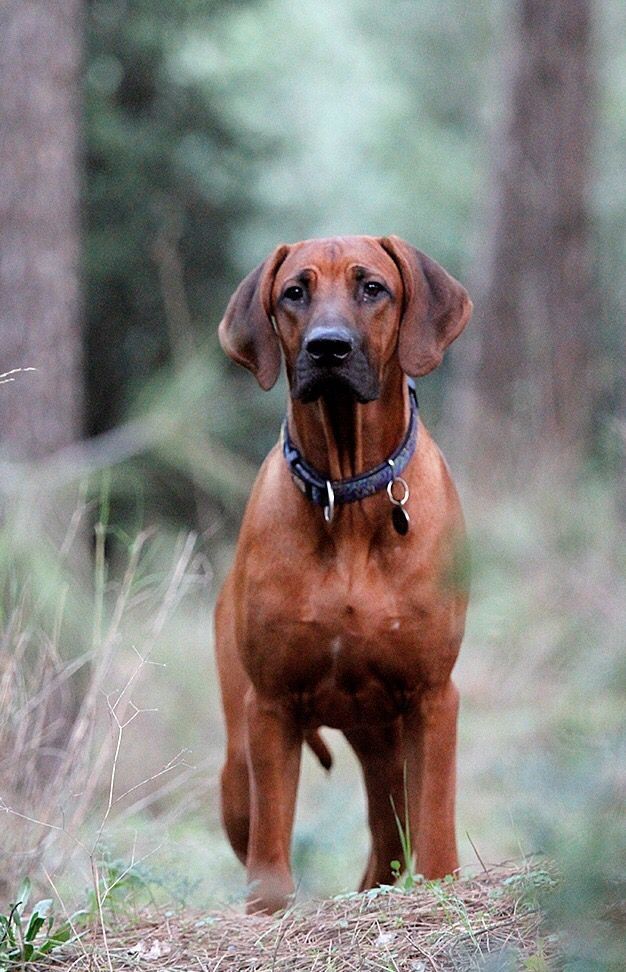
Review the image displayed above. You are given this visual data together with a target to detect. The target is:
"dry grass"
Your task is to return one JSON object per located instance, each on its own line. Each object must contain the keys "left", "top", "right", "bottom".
{"left": 35, "top": 863, "right": 554, "bottom": 972}
{"left": 0, "top": 505, "right": 213, "bottom": 904}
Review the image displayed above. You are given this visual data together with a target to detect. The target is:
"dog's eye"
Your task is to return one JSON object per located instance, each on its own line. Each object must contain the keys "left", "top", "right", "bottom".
{"left": 283, "top": 285, "right": 305, "bottom": 302}
{"left": 363, "top": 281, "right": 386, "bottom": 300}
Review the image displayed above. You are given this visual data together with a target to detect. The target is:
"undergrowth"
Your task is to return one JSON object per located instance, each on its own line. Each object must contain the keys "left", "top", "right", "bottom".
{"left": 0, "top": 465, "right": 623, "bottom": 969}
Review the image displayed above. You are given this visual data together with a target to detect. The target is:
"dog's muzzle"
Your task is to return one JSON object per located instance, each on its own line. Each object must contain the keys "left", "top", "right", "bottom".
{"left": 291, "top": 324, "right": 379, "bottom": 403}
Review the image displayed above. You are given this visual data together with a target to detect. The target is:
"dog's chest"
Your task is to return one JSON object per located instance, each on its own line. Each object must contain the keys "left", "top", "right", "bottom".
{"left": 239, "top": 551, "right": 455, "bottom": 727}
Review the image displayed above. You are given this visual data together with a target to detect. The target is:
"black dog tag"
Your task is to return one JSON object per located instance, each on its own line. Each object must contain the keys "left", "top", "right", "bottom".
{"left": 392, "top": 505, "right": 410, "bottom": 535}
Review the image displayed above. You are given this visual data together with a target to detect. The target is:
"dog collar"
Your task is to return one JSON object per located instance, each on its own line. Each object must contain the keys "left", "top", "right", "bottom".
{"left": 281, "top": 379, "right": 419, "bottom": 528}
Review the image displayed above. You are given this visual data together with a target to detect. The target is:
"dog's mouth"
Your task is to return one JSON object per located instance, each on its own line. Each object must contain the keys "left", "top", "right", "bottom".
{"left": 290, "top": 350, "right": 380, "bottom": 404}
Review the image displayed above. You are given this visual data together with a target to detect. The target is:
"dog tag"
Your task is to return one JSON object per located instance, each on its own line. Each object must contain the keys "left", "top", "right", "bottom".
{"left": 392, "top": 505, "right": 410, "bottom": 535}
{"left": 387, "top": 472, "right": 410, "bottom": 536}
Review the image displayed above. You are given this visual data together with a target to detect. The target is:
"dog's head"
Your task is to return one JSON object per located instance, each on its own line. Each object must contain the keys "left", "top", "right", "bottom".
{"left": 218, "top": 235, "right": 472, "bottom": 402}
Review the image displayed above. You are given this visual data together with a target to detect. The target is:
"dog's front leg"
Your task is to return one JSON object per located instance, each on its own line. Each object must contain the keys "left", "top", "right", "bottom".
{"left": 245, "top": 690, "right": 302, "bottom": 914}
{"left": 407, "top": 679, "right": 460, "bottom": 880}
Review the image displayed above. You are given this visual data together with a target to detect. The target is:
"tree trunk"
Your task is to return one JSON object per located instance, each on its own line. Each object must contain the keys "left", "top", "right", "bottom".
{"left": 456, "top": 0, "right": 596, "bottom": 456}
{"left": 0, "top": 0, "right": 84, "bottom": 460}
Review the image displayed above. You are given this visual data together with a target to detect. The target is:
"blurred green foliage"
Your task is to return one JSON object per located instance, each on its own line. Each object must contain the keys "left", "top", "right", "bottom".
{"left": 86, "top": 0, "right": 270, "bottom": 437}
{"left": 85, "top": 0, "right": 626, "bottom": 505}
{"left": 85, "top": 0, "right": 498, "bottom": 463}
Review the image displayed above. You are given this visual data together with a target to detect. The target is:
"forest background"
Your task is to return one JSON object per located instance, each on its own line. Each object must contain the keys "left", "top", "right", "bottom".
{"left": 0, "top": 2, "right": 624, "bottom": 968}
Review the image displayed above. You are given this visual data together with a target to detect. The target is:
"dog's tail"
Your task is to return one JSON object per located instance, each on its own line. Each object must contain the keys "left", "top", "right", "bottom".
{"left": 305, "top": 729, "right": 333, "bottom": 771}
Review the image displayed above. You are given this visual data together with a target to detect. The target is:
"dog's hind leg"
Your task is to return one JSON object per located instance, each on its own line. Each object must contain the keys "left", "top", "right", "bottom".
{"left": 215, "top": 579, "right": 251, "bottom": 865}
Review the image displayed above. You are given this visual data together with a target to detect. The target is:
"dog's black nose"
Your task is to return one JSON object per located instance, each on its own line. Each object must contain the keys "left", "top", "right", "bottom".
{"left": 305, "top": 327, "right": 354, "bottom": 365}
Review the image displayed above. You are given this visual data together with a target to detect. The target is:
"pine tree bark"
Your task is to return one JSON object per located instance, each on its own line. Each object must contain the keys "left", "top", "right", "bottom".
{"left": 0, "top": 0, "right": 84, "bottom": 460}
{"left": 457, "top": 0, "right": 596, "bottom": 454}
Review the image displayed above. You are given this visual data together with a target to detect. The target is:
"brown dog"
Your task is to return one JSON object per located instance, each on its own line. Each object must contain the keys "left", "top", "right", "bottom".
{"left": 215, "top": 235, "right": 472, "bottom": 914}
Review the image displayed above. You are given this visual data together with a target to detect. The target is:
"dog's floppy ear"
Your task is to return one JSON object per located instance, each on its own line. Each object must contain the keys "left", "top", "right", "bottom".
{"left": 218, "top": 245, "right": 290, "bottom": 389}
{"left": 379, "top": 235, "right": 472, "bottom": 377}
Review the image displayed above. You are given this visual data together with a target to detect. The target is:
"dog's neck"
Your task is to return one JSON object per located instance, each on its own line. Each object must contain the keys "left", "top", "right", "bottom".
{"left": 287, "top": 366, "right": 410, "bottom": 480}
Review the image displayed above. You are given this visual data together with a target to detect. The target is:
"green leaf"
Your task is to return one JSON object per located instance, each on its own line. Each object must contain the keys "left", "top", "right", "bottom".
{"left": 3, "top": 918, "right": 17, "bottom": 946}
{"left": 49, "top": 922, "right": 76, "bottom": 945}
{"left": 24, "top": 913, "right": 45, "bottom": 942}
{"left": 37, "top": 913, "right": 86, "bottom": 954}
{"left": 31, "top": 899, "right": 53, "bottom": 919}
{"left": 17, "top": 878, "right": 31, "bottom": 912}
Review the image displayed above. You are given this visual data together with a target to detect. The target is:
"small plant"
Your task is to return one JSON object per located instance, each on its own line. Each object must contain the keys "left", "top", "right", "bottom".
{"left": 524, "top": 954, "right": 551, "bottom": 972}
{"left": 0, "top": 878, "right": 84, "bottom": 969}
{"left": 88, "top": 853, "right": 198, "bottom": 915}
{"left": 389, "top": 764, "right": 422, "bottom": 890}
{"left": 500, "top": 866, "right": 558, "bottom": 909}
